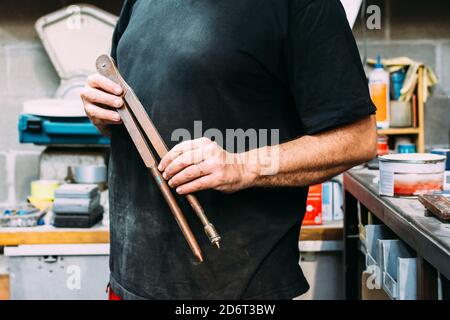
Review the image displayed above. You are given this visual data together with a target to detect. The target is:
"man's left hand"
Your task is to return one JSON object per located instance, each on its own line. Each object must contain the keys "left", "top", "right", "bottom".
{"left": 158, "top": 137, "right": 254, "bottom": 195}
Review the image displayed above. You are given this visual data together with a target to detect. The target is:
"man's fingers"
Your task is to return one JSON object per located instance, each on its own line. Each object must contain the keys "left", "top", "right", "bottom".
{"left": 168, "top": 162, "right": 214, "bottom": 188}
{"left": 162, "top": 149, "right": 205, "bottom": 180}
{"left": 159, "top": 137, "right": 212, "bottom": 171}
{"left": 85, "top": 103, "right": 121, "bottom": 123}
{"left": 81, "top": 87, "right": 124, "bottom": 109}
{"left": 87, "top": 73, "right": 123, "bottom": 95}
{"left": 175, "top": 175, "right": 216, "bottom": 195}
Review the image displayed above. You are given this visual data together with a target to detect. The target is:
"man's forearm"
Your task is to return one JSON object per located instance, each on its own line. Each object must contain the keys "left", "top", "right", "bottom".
{"left": 159, "top": 116, "right": 377, "bottom": 195}
{"left": 242, "top": 116, "right": 377, "bottom": 188}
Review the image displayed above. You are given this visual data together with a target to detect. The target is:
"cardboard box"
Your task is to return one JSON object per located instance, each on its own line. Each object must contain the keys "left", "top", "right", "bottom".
{"left": 303, "top": 184, "right": 323, "bottom": 225}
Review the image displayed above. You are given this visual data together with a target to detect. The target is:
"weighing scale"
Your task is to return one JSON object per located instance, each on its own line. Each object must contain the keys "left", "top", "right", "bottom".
{"left": 18, "top": 4, "right": 117, "bottom": 146}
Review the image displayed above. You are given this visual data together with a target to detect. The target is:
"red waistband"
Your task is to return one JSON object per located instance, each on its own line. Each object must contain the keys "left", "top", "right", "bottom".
{"left": 108, "top": 288, "right": 123, "bottom": 300}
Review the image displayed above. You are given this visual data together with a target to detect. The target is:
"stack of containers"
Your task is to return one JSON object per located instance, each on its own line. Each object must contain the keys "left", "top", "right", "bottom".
{"left": 52, "top": 184, "right": 103, "bottom": 228}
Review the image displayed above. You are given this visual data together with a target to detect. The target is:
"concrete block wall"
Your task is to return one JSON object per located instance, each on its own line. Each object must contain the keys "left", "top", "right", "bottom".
{"left": 354, "top": 0, "right": 450, "bottom": 149}
{"left": 0, "top": 0, "right": 450, "bottom": 206}
{"left": 0, "top": 1, "right": 122, "bottom": 207}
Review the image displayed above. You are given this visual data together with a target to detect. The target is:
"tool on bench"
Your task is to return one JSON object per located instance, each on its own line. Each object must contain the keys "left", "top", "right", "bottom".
{"left": 418, "top": 194, "right": 450, "bottom": 222}
{"left": 96, "top": 55, "right": 221, "bottom": 262}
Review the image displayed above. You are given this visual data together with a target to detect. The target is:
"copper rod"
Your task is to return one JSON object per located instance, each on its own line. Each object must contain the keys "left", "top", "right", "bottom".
{"left": 120, "top": 86, "right": 221, "bottom": 247}
{"left": 149, "top": 166, "right": 204, "bottom": 262}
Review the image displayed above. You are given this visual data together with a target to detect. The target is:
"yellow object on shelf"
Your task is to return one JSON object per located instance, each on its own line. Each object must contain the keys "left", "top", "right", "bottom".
{"left": 30, "top": 180, "right": 60, "bottom": 201}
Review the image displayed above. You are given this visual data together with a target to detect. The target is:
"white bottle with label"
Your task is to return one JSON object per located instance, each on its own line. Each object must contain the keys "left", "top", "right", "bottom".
{"left": 369, "top": 56, "right": 390, "bottom": 129}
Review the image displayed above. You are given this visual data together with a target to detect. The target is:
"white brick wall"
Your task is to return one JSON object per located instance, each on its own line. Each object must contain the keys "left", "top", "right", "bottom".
{"left": 0, "top": 151, "right": 41, "bottom": 206}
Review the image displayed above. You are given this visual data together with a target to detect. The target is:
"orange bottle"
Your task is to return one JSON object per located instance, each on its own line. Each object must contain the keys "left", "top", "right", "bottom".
{"left": 369, "top": 56, "right": 390, "bottom": 129}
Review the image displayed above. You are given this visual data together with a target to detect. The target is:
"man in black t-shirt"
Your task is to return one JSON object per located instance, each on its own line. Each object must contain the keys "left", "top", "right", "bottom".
{"left": 81, "top": 0, "right": 377, "bottom": 299}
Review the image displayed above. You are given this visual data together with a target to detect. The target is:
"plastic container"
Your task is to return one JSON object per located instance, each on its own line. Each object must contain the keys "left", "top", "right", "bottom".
{"left": 390, "top": 100, "right": 412, "bottom": 128}
{"left": 378, "top": 240, "right": 417, "bottom": 300}
{"left": 53, "top": 194, "right": 100, "bottom": 214}
{"left": 54, "top": 184, "right": 99, "bottom": 199}
{"left": 31, "top": 180, "right": 60, "bottom": 201}
{"left": 390, "top": 70, "right": 405, "bottom": 100}
{"left": 365, "top": 225, "right": 395, "bottom": 289}
{"left": 377, "top": 135, "right": 389, "bottom": 156}
{"left": 398, "top": 143, "right": 416, "bottom": 154}
{"left": 0, "top": 206, "right": 46, "bottom": 228}
{"left": 369, "top": 56, "right": 390, "bottom": 129}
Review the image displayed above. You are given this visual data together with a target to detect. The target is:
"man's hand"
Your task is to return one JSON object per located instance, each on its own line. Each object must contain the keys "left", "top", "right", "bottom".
{"left": 158, "top": 138, "right": 254, "bottom": 195}
{"left": 80, "top": 74, "right": 125, "bottom": 136}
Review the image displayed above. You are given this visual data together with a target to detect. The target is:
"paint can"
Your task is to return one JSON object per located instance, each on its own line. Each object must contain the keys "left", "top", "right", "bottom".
{"left": 379, "top": 153, "right": 446, "bottom": 197}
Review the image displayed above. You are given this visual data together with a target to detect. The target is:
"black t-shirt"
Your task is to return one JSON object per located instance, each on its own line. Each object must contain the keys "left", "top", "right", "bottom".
{"left": 108, "top": 0, "right": 375, "bottom": 299}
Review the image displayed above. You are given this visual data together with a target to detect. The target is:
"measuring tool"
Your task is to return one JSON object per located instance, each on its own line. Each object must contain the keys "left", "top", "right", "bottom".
{"left": 96, "top": 55, "right": 221, "bottom": 262}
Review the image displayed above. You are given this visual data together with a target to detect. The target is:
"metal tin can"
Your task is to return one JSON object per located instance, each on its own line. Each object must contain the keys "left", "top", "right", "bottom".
{"left": 74, "top": 165, "right": 107, "bottom": 184}
{"left": 379, "top": 153, "right": 446, "bottom": 197}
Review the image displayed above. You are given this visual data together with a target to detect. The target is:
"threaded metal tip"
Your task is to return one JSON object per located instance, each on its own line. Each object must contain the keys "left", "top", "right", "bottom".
{"left": 204, "top": 223, "right": 221, "bottom": 248}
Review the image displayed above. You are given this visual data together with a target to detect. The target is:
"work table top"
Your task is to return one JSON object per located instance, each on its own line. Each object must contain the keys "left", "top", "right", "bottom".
{"left": 0, "top": 223, "right": 109, "bottom": 246}
{"left": 344, "top": 168, "right": 450, "bottom": 276}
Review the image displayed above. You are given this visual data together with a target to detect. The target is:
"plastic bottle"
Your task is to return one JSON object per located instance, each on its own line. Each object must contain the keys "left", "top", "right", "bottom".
{"left": 369, "top": 55, "right": 390, "bottom": 129}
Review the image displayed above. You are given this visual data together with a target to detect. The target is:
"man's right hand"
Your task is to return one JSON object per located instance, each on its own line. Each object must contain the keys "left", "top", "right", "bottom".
{"left": 81, "top": 74, "right": 125, "bottom": 136}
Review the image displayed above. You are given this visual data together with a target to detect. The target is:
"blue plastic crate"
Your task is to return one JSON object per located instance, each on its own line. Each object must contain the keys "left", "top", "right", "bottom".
{"left": 19, "top": 114, "right": 110, "bottom": 146}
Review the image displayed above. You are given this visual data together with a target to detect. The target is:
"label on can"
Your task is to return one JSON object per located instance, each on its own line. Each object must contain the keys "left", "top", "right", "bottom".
{"left": 379, "top": 169, "right": 394, "bottom": 196}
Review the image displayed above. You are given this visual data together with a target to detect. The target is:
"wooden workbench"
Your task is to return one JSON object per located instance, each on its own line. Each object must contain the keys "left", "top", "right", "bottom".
{"left": 343, "top": 168, "right": 450, "bottom": 300}
{"left": 0, "top": 224, "right": 109, "bottom": 246}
